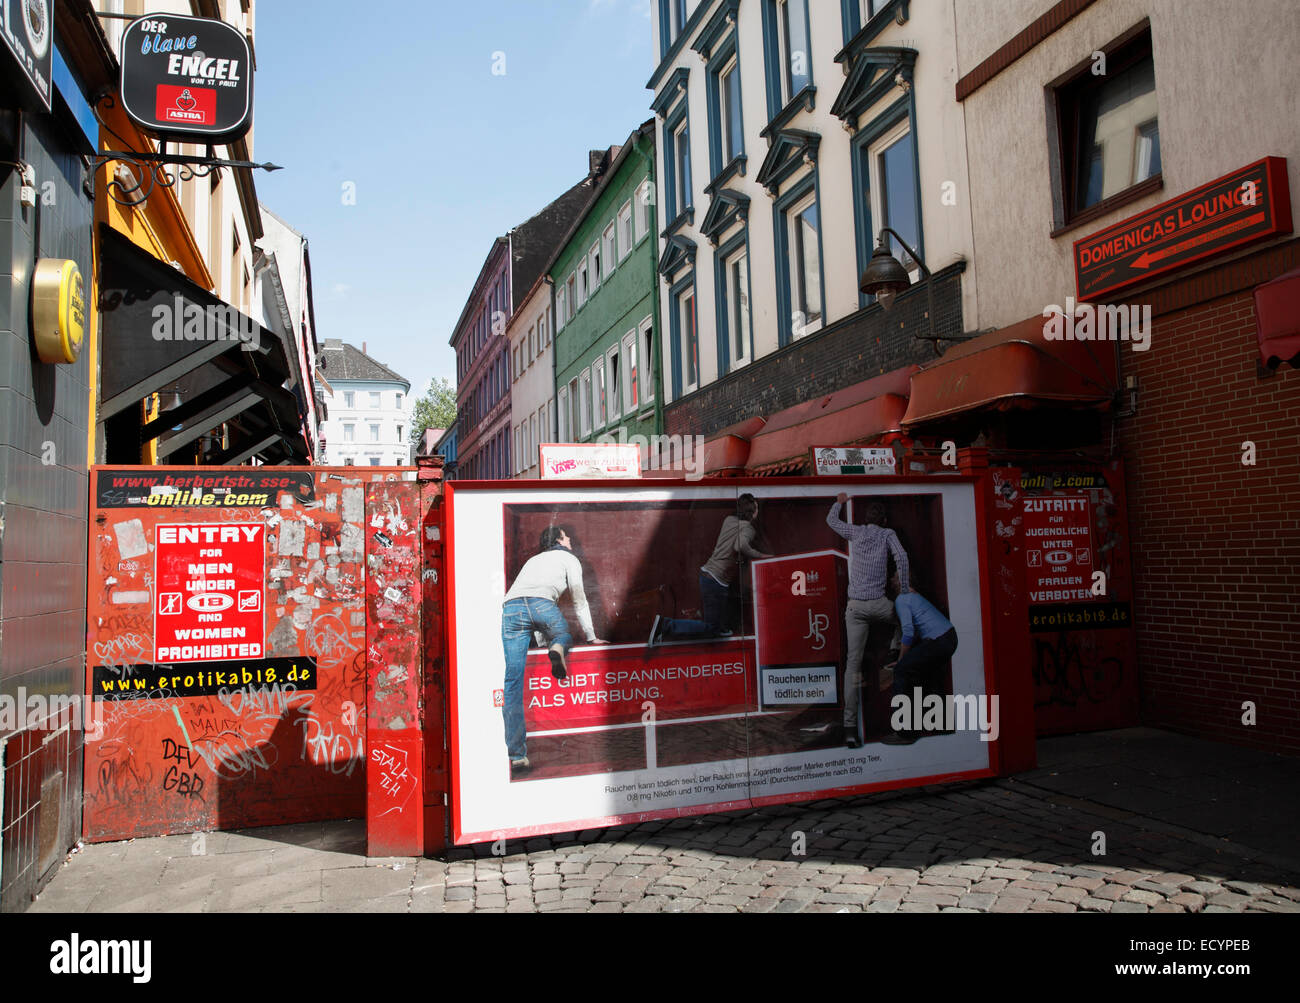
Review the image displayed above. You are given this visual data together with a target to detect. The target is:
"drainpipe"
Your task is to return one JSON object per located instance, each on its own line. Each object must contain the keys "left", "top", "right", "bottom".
{"left": 629, "top": 130, "right": 664, "bottom": 437}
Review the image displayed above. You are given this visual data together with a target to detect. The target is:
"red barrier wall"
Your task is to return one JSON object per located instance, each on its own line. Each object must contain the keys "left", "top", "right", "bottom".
{"left": 84, "top": 467, "right": 418, "bottom": 841}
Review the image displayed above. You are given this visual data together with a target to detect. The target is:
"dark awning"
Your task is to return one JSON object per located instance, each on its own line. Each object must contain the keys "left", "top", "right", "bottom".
{"left": 745, "top": 367, "right": 917, "bottom": 476}
{"left": 902, "top": 313, "right": 1118, "bottom": 429}
{"left": 1255, "top": 265, "right": 1300, "bottom": 369}
{"left": 99, "top": 228, "right": 310, "bottom": 465}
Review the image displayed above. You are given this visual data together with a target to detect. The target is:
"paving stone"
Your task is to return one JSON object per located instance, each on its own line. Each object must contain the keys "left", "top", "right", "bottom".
{"left": 1110, "top": 901, "right": 1149, "bottom": 913}
{"left": 1028, "top": 900, "right": 1075, "bottom": 913}
{"left": 1205, "top": 892, "right": 1251, "bottom": 911}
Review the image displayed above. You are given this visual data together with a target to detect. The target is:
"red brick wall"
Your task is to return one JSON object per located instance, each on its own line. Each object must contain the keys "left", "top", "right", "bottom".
{"left": 1117, "top": 240, "right": 1300, "bottom": 756}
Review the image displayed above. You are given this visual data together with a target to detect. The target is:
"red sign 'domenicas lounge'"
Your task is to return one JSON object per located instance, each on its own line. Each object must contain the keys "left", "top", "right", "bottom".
{"left": 1074, "top": 158, "right": 1292, "bottom": 301}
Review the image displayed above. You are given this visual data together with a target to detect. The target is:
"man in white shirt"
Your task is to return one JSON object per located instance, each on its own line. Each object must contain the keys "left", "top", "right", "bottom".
{"left": 501, "top": 526, "right": 607, "bottom": 773}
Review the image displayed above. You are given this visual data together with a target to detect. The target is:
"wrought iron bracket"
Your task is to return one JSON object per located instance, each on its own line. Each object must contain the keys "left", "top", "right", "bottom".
{"left": 90, "top": 93, "right": 282, "bottom": 208}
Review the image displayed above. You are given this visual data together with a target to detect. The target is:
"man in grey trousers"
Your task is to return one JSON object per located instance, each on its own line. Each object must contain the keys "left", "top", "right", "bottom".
{"left": 826, "top": 494, "right": 909, "bottom": 748}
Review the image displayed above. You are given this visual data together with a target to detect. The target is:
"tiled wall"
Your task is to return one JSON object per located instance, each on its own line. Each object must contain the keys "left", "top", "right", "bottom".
{"left": 0, "top": 109, "right": 95, "bottom": 912}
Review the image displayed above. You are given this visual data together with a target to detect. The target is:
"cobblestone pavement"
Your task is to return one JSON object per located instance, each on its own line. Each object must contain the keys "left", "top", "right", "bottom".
{"left": 30, "top": 772, "right": 1300, "bottom": 914}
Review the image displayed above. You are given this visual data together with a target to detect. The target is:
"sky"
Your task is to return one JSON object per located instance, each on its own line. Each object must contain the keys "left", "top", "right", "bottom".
{"left": 254, "top": 0, "right": 657, "bottom": 405}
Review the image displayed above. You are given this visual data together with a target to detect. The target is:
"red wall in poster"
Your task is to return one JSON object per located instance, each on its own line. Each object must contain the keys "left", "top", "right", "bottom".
{"left": 521, "top": 639, "right": 754, "bottom": 732}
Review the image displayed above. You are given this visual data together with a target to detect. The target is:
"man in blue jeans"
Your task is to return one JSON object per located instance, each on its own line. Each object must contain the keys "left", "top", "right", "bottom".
{"left": 501, "top": 526, "right": 607, "bottom": 774}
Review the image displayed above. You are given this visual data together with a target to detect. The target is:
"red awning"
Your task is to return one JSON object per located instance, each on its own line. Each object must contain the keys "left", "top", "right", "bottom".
{"left": 902, "top": 313, "right": 1119, "bottom": 428}
{"left": 745, "top": 367, "right": 917, "bottom": 476}
{"left": 1255, "top": 266, "right": 1300, "bottom": 369}
{"left": 701, "top": 416, "right": 767, "bottom": 476}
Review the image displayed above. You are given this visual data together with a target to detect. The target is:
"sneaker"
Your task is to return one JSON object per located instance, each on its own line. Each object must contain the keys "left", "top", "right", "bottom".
{"left": 548, "top": 644, "right": 568, "bottom": 681}
{"left": 844, "top": 726, "right": 861, "bottom": 750}
{"left": 881, "top": 731, "right": 917, "bottom": 746}
{"left": 510, "top": 756, "right": 531, "bottom": 772}
{"left": 648, "top": 615, "right": 662, "bottom": 648}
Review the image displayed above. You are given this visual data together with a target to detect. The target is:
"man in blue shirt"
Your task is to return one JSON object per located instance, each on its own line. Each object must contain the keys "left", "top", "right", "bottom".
{"left": 880, "top": 570, "right": 958, "bottom": 745}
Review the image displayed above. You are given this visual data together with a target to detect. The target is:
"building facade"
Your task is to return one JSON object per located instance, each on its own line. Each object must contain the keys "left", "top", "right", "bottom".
{"left": 507, "top": 277, "right": 556, "bottom": 479}
{"left": 552, "top": 122, "right": 663, "bottom": 460}
{"left": 1, "top": 0, "right": 110, "bottom": 914}
{"left": 649, "top": 0, "right": 976, "bottom": 447}
{"left": 258, "top": 205, "right": 324, "bottom": 461}
{"left": 318, "top": 340, "right": 413, "bottom": 467}
{"left": 451, "top": 163, "right": 603, "bottom": 480}
{"left": 951, "top": 0, "right": 1300, "bottom": 755}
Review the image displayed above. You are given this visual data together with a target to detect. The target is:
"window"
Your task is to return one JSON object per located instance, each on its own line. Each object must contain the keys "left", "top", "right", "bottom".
{"left": 719, "top": 243, "right": 752, "bottom": 369}
{"left": 395, "top": 393, "right": 403, "bottom": 410}
{"left": 618, "top": 202, "right": 634, "bottom": 261}
{"left": 622, "top": 332, "right": 639, "bottom": 414}
{"left": 539, "top": 312, "right": 549, "bottom": 348}
{"left": 603, "top": 223, "right": 617, "bottom": 277}
{"left": 369, "top": 458, "right": 381, "bottom": 467}
{"left": 718, "top": 57, "right": 744, "bottom": 165}
{"left": 370, "top": 392, "right": 381, "bottom": 408}
{"left": 566, "top": 274, "right": 577, "bottom": 320}
{"left": 640, "top": 317, "right": 656, "bottom": 405}
{"left": 370, "top": 424, "right": 381, "bottom": 443}
{"left": 344, "top": 391, "right": 354, "bottom": 409}
{"left": 556, "top": 286, "right": 567, "bottom": 330}
{"left": 607, "top": 345, "right": 622, "bottom": 424}
{"left": 344, "top": 423, "right": 355, "bottom": 442}
{"left": 634, "top": 183, "right": 651, "bottom": 242}
{"left": 675, "top": 285, "right": 699, "bottom": 396}
{"left": 558, "top": 387, "right": 569, "bottom": 446}
{"left": 568, "top": 378, "right": 580, "bottom": 439}
{"left": 397, "top": 425, "right": 404, "bottom": 442}
{"left": 579, "top": 369, "right": 592, "bottom": 437}
{"left": 859, "top": 0, "right": 887, "bottom": 24}
{"left": 593, "top": 356, "right": 607, "bottom": 430}
{"left": 776, "top": 0, "right": 812, "bottom": 107}
{"left": 785, "top": 188, "right": 823, "bottom": 338}
{"left": 671, "top": 118, "right": 692, "bottom": 219}
{"left": 866, "top": 119, "right": 921, "bottom": 274}
{"left": 531, "top": 413, "right": 539, "bottom": 460}
{"left": 662, "top": 0, "right": 689, "bottom": 52}
{"left": 1055, "top": 27, "right": 1160, "bottom": 221}
{"left": 590, "top": 242, "right": 602, "bottom": 292}
{"left": 528, "top": 326, "right": 535, "bottom": 364}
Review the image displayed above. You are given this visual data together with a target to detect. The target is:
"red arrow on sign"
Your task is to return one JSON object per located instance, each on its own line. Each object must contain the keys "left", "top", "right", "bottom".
{"left": 1132, "top": 212, "right": 1266, "bottom": 269}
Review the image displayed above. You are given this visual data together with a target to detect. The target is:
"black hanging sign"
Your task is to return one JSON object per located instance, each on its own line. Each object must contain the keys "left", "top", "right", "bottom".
{"left": 1, "top": 0, "right": 54, "bottom": 111}
{"left": 119, "top": 13, "right": 253, "bottom": 143}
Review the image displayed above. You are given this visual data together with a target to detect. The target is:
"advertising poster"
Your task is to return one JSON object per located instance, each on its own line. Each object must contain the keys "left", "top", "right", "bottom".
{"left": 447, "top": 479, "right": 995, "bottom": 844}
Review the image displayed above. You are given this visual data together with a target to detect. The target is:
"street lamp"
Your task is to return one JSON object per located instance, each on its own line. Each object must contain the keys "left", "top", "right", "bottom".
{"left": 860, "top": 226, "right": 942, "bottom": 344}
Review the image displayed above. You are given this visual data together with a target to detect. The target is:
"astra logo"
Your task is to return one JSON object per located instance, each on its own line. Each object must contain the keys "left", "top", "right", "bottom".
{"left": 49, "top": 935, "right": 152, "bottom": 983}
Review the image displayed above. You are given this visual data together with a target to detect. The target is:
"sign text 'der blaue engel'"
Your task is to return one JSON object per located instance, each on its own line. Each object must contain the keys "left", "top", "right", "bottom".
{"left": 119, "top": 13, "right": 254, "bottom": 142}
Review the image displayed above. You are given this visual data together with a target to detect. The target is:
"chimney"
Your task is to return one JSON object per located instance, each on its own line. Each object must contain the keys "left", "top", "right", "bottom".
{"left": 363, "top": 341, "right": 367, "bottom": 356}
{"left": 588, "top": 149, "right": 606, "bottom": 176}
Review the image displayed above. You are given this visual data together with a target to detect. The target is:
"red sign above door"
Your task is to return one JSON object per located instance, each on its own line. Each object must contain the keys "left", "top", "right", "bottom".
{"left": 1074, "top": 157, "right": 1292, "bottom": 301}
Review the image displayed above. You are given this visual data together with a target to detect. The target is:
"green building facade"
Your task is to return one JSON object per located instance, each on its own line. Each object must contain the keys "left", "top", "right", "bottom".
{"left": 552, "top": 121, "right": 662, "bottom": 451}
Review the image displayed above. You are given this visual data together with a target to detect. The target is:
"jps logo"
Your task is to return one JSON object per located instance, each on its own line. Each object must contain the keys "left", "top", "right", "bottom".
{"left": 803, "top": 611, "right": 829, "bottom": 651}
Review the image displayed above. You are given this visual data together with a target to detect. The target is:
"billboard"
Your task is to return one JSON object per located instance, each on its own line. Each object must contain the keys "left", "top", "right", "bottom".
{"left": 446, "top": 478, "right": 997, "bottom": 844}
